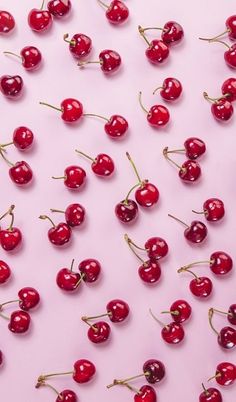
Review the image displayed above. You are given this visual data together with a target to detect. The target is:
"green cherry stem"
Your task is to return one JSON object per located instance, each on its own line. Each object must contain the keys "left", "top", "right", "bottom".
{"left": 0, "top": 299, "right": 20, "bottom": 309}
{"left": 149, "top": 308, "right": 169, "bottom": 329}
{"left": 178, "top": 260, "right": 212, "bottom": 271}
{"left": 177, "top": 267, "right": 200, "bottom": 281}
{"left": 138, "top": 25, "right": 150, "bottom": 46}
{"left": 163, "top": 147, "right": 184, "bottom": 171}
{"left": 202, "top": 383, "right": 210, "bottom": 396}
{"left": 39, "top": 102, "right": 62, "bottom": 112}
{"left": 168, "top": 214, "right": 189, "bottom": 228}
{"left": 126, "top": 152, "right": 142, "bottom": 183}
{"left": 138, "top": 91, "right": 149, "bottom": 114}
{"left": 37, "top": 371, "right": 74, "bottom": 384}
{"left": 83, "top": 113, "right": 109, "bottom": 122}
{"left": 75, "top": 149, "right": 95, "bottom": 163}
{"left": 0, "top": 149, "right": 14, "bottom": 167}
{"left": 124, "top": 183, "right": 140, "bottom": 204}
{"left": 212, "top": 308, "right": 233, "bottom": 317}
{"left": 63, "top": 33, "right": 76, "bottom": 46}
{"left": 39, "top": 215, "right": 56, "bottom": 228}
{"left": 98, "top": 0, "right": 109, "bottom": 8}
{"left": 40, "top": 0, "right": 46, "bottom": 10}
{"left": 8, "top": 212, "right": 15, "bottom": 231}
{"left": 3, "top": 51, "right": 22, "bottom": 61}
{"left": 50, "top": 208, "right": 65, "bottom": 214}
{"left": 208, "top": 308, "right": 219, "bottom": 335}
{"left": 124, "top": 234, "right": 147, "bottom": 265}
{"left": 161, "top": 310, "right": 180, "bottom": 316}
{"left": 35, "top": 380, "right": 63, "bottom": 400}
{"left": 0, "top": 205, "right": 15, "bottom": 221}
{"left": 78, "top": 60, "right": 101, "bottom": 67}
{"left": 199, "top": 30, "right": 230, "bottom": 42}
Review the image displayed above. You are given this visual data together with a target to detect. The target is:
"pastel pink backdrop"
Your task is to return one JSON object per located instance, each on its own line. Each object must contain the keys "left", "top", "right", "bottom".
{"left": 0, "top": 1, "right": 236, "bottom": 401}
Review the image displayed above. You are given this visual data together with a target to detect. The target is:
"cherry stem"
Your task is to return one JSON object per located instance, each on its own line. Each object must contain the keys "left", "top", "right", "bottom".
{"left": 203, "top": 92, "right": 223, "bottom": 104}
{"left": 163, "top": 147, "right": 184, "bottom": 171}
{"left": 40, "top": 0, "right": 45, "bottom": 10}
{"left": 202, "top": 383, "right": 210, "bottom": 396}
{"left": 199, "top": 36, "right": 231, "bottom": 49}
{"left": 138, "top": 91, "right": 148, "bottom": 114}
{"left": 70, "top": 259, "right": 75, "bottom": 271}
{"left": 168, "top": 214, "right": 189, "bottom": 228}
{"left": 50, "top": 209, "right": 65, "bottom": 214}
{"left": 39, "top": 102, "right": 62, "bottom": 112}
{"left": 82, "top": 312, "right": 110, "bottom": 322}
{"left": 124, "top": 234, "right": 146, "bottom": 251}
{"left": 37, "top": 371, "right": 74, "bottom": 383}
{"left": 52, "top": 176, "right": 66, "bottom": 180}
{"left": 8, "top": 212, "right": 14, "bottom": 231}
{"left": 208, "top": 373, "right": 221, "bottom": 382}
{"left": 1, "top": 142, "right": 14, "bottom": 148}
{"left": 153, "top": 86, "right": 164, "bottom": 95}
{"left": 0, "top": 312, "right": 9, "bottom": 320}
{"left": 0, "top": 149, "right": 14, "bottom": 167}
{"left": 78, "top": 60, "right": 101, "bottom": 67}
{"left": 126, "top": 152, "right": 142, "bottom": 183}
{"left": 107, "top": 373, "right": 146, "bottom": 388}
{"left": 3, "top": 51, "right": 22, "bottom": 61}
{"left": 124, "top": 183, "right": 140, "bottom": 204}
{"left": 199, "top": 30, "right": 230, "bottom": 42}
{"left": 149, "top": 308, "right": 168, "bottom": 328}
{"left": 192, "top": 209, "right": 205, "bottom": 215}
{"left": 36, "top": 380, "right": 63, "bottom": 400}
{"left": 161, "top": 310, "right": 180, "bottom": 316}
{"left": 97, "top": 0, "right": 109, "bottom": 8}
{"left": 141, "top": 27, "right": 164, "bottom": 33}
{"left": 83, "top": 113, "right": 109, "bottom": 122}
{"left": 75, "top": 273, "right": 85, "bottom": 287}
{"left": 124, "top": 234, "right": 146, "bottom": 265}
{"left": 75, "top": 149, "right": 95, "bottom": 163}
{"left": 177, "top": 267, "right": 199, "bottom": 281}
{"left": 178, "top": 261, "right": 211, "bottom": 271}
{"left": 208, "top": 308, "right": 219, "bottom": 335}
{"left": 138, "top": 25, "right": 150, "bottom": 46}
{"left": 63, "top": 33, "right": 76, "bottom": 46}
{"left": 164, "top": 148, "right": 185, "bottom": 154}
{"left": 0, "top": 299, "right": 20, "bottom": 309}
{"left": 212, "top": 308, "right": 233, "bottom": 317}
{"left": 39, "top": 215, "right": 56, "bottom": 228}
{"left": 0, "top": 205, "right": 15, "bottom": 221}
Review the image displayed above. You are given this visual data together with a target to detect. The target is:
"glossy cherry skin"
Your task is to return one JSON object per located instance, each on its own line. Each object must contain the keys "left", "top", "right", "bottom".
{"left": 91, "top": 154, "right": 115, "bottom": 177}
{"left": 203, "top": 198, "right": 225, "bottom": 221}
{"left": 218, "top": 326, "right": 236, "bottom": 349}
{"left": 215, "top": 362, "right": 236, "bottom": 386}
{"left": 87, "top": 321, "right": 111, "bottom": 344}
{"left": 0, "top": 11, "right": 15, "bottom": 34}
{"left": 107, "top": 299, "right": 129, "bottom": 323}
{"left": 0, "top": 75, "right": 23, "bottom": 98}
{"left": 145, "top": 237, "right": 168, "bottom": 260}
{"left": 146, "top": 40, "right": 169, "bottom": 64}
{"left": 161, "top": 21, "right": 184, "bottom": 45}
{"left": 143, "top": 359, "right": 165, "bottom": 384}
{"left": 9, "top": 161, "right": 33, "bottom": 185}
{"left": 48, "top": 223, "right": 71, "bottom": 246}
{"left": 211, "top": 99, "right": 234, "bottom": 121}
{"left": 56, "top": 268, "right": 81, "bottom": 291}
{"left": 0, "top": 228, "right": 22, "bottom": 251}
{"left": 28, "top": 7, "right": 52, "bottom": 32}
{"left": 99, "top": 49, "right": 121, "bottom": 72}
{"left": 61, "top": 99, "right": 83, "bottom": 122}
{"left": 134, "top": 385, "right": 157, "bottom": 402}
{"left": 160, "top": 77, "right": 182, "bottom": 101}
{"left": 189, "top": 277, "right": 213, "bottom": 298}
{"left": 105, "top": 1, "right": 129, "bottom": 25}
{"left": 13, "top": 127, "right": 34, "bottom": 150}
{"left": 0, "top": 261, "right": 11, "bottom": 284}
{"left": 225, "top": 45, "right": 236, "bottom": 68}
{"left": 73, "top": 359, "right": 96, "bottom": 383}
{"left": 179, "top": 160, "right": 201, "bottom": 182}
{"left": 222, "top": 78, "right": 236, "bottom": 101}
{"left": 199, "top": 387, "right": 222, "bottom": 402}
{"left": 115, "top": 199, "right": 138, "bottom": 223}
{"left": 161, "top": 322, "right": 185, "bottom": 344}
{"left": 48, "top": 0, "right": 71, "bottom": 17}
{"left": 169, "top": 300, "right": 192, "bottom": 323}
{"left": 64, "top": 166, "right": 86, "bottom": 189}
{"left": 67, "top": 34, "right": 92, "bottom": 59}
{"left": 79, "top": 259, "right": 101, "bottom": 283}
{"left": 210, "top": 251, "right": 233, "bottom": 275}
{"left": 184, "top": 137, "right": 206, "bottom": 159}
{"left": 104, "top": 115, "right": 128, "bottom": 138}
{"left": 65, "top": 203, "right": 85, "bottom": 227}
{"left": 135, "top": 182, "right": 159, "bottom": 207}
{"left": 138, "top": 260, "right": 161, "bottom": 284}
{"left": 228, "top": 304, "right": 236, "bottom": 325}
{"left": 8, "top": 310, "right": 31, "bottom": 333}
{"left": 18, "top": 287, "right": 40, "bottom": 310}
{"left": 147, "top": 105, "right": 170, "bottom": 127}
{"left": 20, "top": 46, "right": 42, "bottom": 71}
{"left": 226, "top": 16, "right": 236, "bottom": 40}
{"left": 184, "top": 221, "right": 207, "bottom": 243}
{"left": 56, "top": 390, "right": 77, "bottom": 402}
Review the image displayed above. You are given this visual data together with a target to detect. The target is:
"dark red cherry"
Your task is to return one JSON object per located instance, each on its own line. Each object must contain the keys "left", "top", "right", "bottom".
{"left": 199, "top": 385, "right": 222, "bottom": 402}
{"left": 222, "top": 78, "right": 236, "bottom": 102}
{"left": 161, "top": 322, "right": 185, "bottom": 344}
{"left": 214, "top": 362, "right": 236, "bottom": 386}
{"left": 115, "top": 199, "right": 138, "bottom": 223}
{"left": 39, "top": 215, "right": 72, "bottom": 246}
{"left": 0, "top": 11, "right": 15, "bottom": 34}
{"left": 218, "top": 326, "right": 236, "bottom": 349}
{"left": 210, "top": 251, "right": 233, "bottom": 275}
{"left": 76, "top": 150, "right": 115, "bottom": 177}
{"left": 138, "top": 260, "right": 161, "bottom": 284}
{"left": 0, "top": 75, "right": 23, "bottom": 98}
{"left": 18, "top": 287, "right": 40, "bottom": 310}
{"left": 0, "top": 227, "right": 22, "bottom": 251}
{"left": 168, "top": 299, "right": 192, "bottom": 323}
{"left": 134, "top": 385, "right": 157, "bottom": 402}
{"left": 8, "top": 310, "right": 31, "bottom": 333}
{"left": 0, "top": 350, "right": 3, "bottom": 366}
{"left": 56, "top": 390, "right": 77, "bottom": 402}
{"left": 184, "top": 221, "right": 208, "bottom": 243}
{"left": 87, "top": 321, "right": 111, "bottom": 343}
{"left": 64, "top": 203, "right": 85, "bottom": 227}
{"left": 53, "top": 166, "right": 86, "bottom": 189}
{"left": 40, "top": 98, "right": 83, "bottom": 123}
{"left": 0, "top": 261, "right": 11, "bottom": 284}
{"left": 202, "top": 198, "right": 225, "bottom": 221}
{"left": 212, "top": 98, "right": 234, "bottom": 121}
{"left": 184, "top": 137, "right": 206, "bottom": 159}
{"left": 143, "top": 359, "right": 165, "bottom": 384}
{"left": 157, "top": 77, "right": 183, "bottom": 101}
{"left": 145, "top": 237, "right": 168, "bottom": 260}
{"left": 179, "top": 160, "right": 201, "bottom": 182}
{"left": 146, "top": 39, "right": 169, "bottom": 63}
{"left": 64, "top": 33, "right": 92, "bottom": 59}
{"left": 135, "top": 182, "right": 159, "bottom": 207}
{"left": 99, "top": 49, "right": 121, "bottom": 72}
{"left": 79, "top": 259, "right": 101, "bottom": 283}
{"left": 226, "top": 16, "right": 236, "bottom": 40}
{"left": 161, "top": 21, "right": 184, "bottom": 45}
{"left": 13, "top": 127, "right": 34, "bottom": 150}
{"left": 190, "top": 277, "right": 213, "bottom": 298}
{"left": 21, "top": 46, "right": 42, "bottom": 70}
{"left": 56, "top": 268, "right": 81, "bottom": 291}
{"left": 228, "top": 304, "right": 236, "bottom": 325}
{"left": 104, "top": 115, "right": 128, "bottom": 138}
{"left": 48, "top": 0, "right": 71, "bottom": 17}
{"left": 9, "top": 161, "right": 33, "bottom": 185}
{"left": 28, "top": 2, "right": 53, "bottom": 32}
{"left": 107, "top": 299, "right": 129, "bottom": 323}
{"left": 73, "top": 359, "right": 96, "bottom": 383}
{"left": 104, "top": 1, "right": 129, "bottom": 25}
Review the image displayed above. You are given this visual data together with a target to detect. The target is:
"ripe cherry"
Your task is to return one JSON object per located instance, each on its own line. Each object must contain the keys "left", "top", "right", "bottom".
{"left": 199, "top": 384, "right": 222, "bottom": 402}
{"left": 98, "top": 0, "right": 129, "bottom": 25}
{"left": 18, "top": 287, "right": 40, "bottom": 310}
{"left": 138, "top": 26, "right": 169, "bottom": 64}
{"left": 4, "top": 46, "right": 42, "bottom": 71}
{"left": 161, "top": 299, "right": 192, "bottom": 323}
{"left": 164, "top": 138, "right": 206, "bottom": 161}
{"left": 48, "top": 0, "right": 72, "bottom": 18}
{"left": 0, "top": 260, "right": 11, "bottom": 284}
{"left": 40, "top": 98, "right": 83, "bottom": 123}
{"left": 76, "top": 150, "right": 115, "bottom": 177}
{"left": 222, "top": 78, "right": 236, "bottom": 102}
{"left": 83, "top": 112, "right": 128, "bottom": 139}
{"left": 161, "top": 21, "right": 184, "bottom": 45}
{"left": 0, "top": 11, "right": 15, "bottom": 34}
{"left": 82, "top": 299, "right": 129, "bottom": 330}
{"left": 209, "top": 362, "right": 236, "bottom": 386}
{"left": 228, "top": 304, "right": 236, "bottom": 325}
{"left": 139, "top": 92, "right": 170, "bottom": 127}
{"left": 209, "top": 308, "right": 236, "bottom": 349}
{"left": 52, "top": 166, "right": 86, "bottom": 190}
{"left": 163, "top": 147, "right": 201, "bottom": 182}
{"left": 153, "top": 77, "right": 183, "bottom": 101}
{"left": 63, "top": 33, "right": 92, "bottom": 59}
{"left": 50, "top": 203, "right": 85, "bottom": 227}
{"left": 78, "top": 259, "right": 101, "bottom": 282}
{"left": 57, "top": 265, "right": 81, "bottom": 292}
{"left": 8, "top": 310, "right": 31, "bottom": 333}
{"left": 178, "top": 267, "right": 213, "bottom": 298}
{"left": 192, "top": 198, "right": 225, "bottom": 222}
{"left": 11, "top": 126, "right": 34, "bottom": 150}
{"left": 39, "top": 215, "right": 72, "bottom": 246}
{"left": 150, "top": 309, "right": 185, "bottom": 344}
{"left": 36, "top": 380, "right": 78, "bottom": 402}
{"left": 115, "top": 199, "right": 138, "bottom": 223}
{"left": 78, "top": 49, "right": 122, "bottom": 73}
{"left": 180, "top": 251, "right": 233, "bottom": 276}
{"left": 8, "top": 161, "right": 33, "bottom": 185}
{"left": 0, "top": 206, "right": 22, "bottom": 251}
{"left": 0, "top": 75, "right": 23, "bottom": 98}
{"left": 168, "top": 214, "right": 207, "bottom": 243}
{"left": 203, "top": 92, "right": 234, "bottom": 121}
{"left": 87, "top": 321, "right": 111, "bottom": 344}
{"left": 124, "top": 235, "right": 168, "bottom": 260}
{"left": 28, "top": 0, "right": 53, "bottom": 32}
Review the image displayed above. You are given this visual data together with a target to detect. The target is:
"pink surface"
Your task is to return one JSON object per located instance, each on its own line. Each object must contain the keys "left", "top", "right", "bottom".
{"left": 1, "top": 0, "right": 236, "bottom": 401}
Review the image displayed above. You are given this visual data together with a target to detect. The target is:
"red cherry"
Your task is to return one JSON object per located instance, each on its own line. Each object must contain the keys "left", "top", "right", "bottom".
{"left": 107, "top": 299, "right": 129, "bottom": 322}
{"left": 51, "top": 203, "right": 85, "bottom": 227}
{"left": 84, "top": 113, "right": 128, "bottom": 138}
{"left": 226, "top": 16, "right": 236, "bottom": 40}
{"left": 9, "top": 161, "right": 33, "bottom": 185}
{"left": 115, "top": 199, "right": 138, "bottom": 223}
{"left": 143, "top": 359, "right": 165, "bottom": 384}
{"left": 48, "top": 0, "right": 71, "bottom": 17}
{"left": 40, "top": 98, "right": 83, "bottom": 123}
{"left": 161, "top": 21, "right": 184, "bottom": 45}
{"left": 209, "top": 308, "right": 236, "bottom": 349}
{"left": 224, "top": 43, "right": 236, "bottom": 68}
{"left": 76, "top": 150, "right": 115, "bottom": 177}
{"left": 145, "top": 237, "right": 169, "bottom": 260}
{"left": 150, "top": 309, "right": 184, "bottom": 344}
{"left": 222, "top": 78, "right": 236, "bottom": 102}
{"left": 134, "top": 385, "right": 157, "bottom": 402}
{"left": 63, "top": 33, "right": 92, "bottom": 59}
{"left": 153, "top": 77, "right": 182, "bottom": 101}
{"left": 56, "top": 390, "right": 77, "bottom": 402}
{"left": 203, "top": 91, "right": 234, "bottom": 121}
{"left": 4, "top": 46, "right": 42, "bottom": 71}
{"left": 210, "top": 251, "right": 233, "bottom": 275}
{"left": 179, "top": 160, "right": 201, "bottom": 182}
{"left": 199, "top": 384, "right": 222, "bottom": 402}
{"left": 213, "top": 362, "right": 236, "bottom": 386}
{"left": 168, "top": 214, "right": 207, "bottom": 243}
{"left": 0, "top": 260, "right": 11, "bottom": 284}
{"left": 165, "top": 299, "right": 192, "bottom": 323}
{"left": 203, "top": 198, "right": 225, "bottom": 221}
{"left": 138, "top": 25, "right": 169, "bottom": 64}
{"left": 228, "top": 304, "right": 236, "bottom": 325}
{"left": 190, "top": 276, "right": 213, "bottom": 298}
{"left": 52, "top": 166, "right": 86, "bottom": 190}
{"left": 103, "top": 0, "right": 129, "bottom": 25}
{"left": 79, "top": 259, "right": 101, "bottom": 283}
{"left": 73, "top": 359, "right": 96, "bottom": 383}
{"left": 0, "top": 75, "right": 23, "bottom": 98}
{"left": 0, "top": 207, "right": 22, "bottom": 251}
{"left": 184, "top": 137, "right": 206, "bottom": 159}
{"left": 0, "top": 11, "right": 15, "bottom": 34}
{"left": 39, "top": 215, "right": 72, "bottom": 246}
{"left": 87, "top": 321, "right": 111, "bottom": 343}
{"left": 12, "top": 127, "right": 34, "bottom": 150}
{"left": 0, "top": 350, "right": 3, "bottom": 366}
{"left": 138, "top": 260, "right": 161, "bottom": 284}
{"left": 56, "top": 268, "right": 81, "bottom": 292}
{"left": 139, "top": 92, "right": 170, "bottom": 127}
{"left": 18, "top": 287, "right": 40, "bottom": 310}
{"left": 79, "top": 49, "right": 122, "bottom": 73}
{"left": 8, "top": 310, "right": 31, "bottom": 333}
{"left": 28, "top": 1, "right": 53, "bottom": 32}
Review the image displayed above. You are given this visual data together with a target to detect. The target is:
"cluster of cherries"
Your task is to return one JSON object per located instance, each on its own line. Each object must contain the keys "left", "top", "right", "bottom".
{"left": 204, "top": 77, "right": 236, "bottom": 122}
{"left": 28, "top": 0, "right": 72, "bottom": 33}
{"left": 200, "top": 361, "right": 236, "bottom": 402}
{"left": 0, "top": 205, "right": 22, "bottom": 251}
{"left": 56, "top": 258, "right": 101, "bottom": 291}
{"left": 208, "top": 304, "right": 236, "bottom": 350}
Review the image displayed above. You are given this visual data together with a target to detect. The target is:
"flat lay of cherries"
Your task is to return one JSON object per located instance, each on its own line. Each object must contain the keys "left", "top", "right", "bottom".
{"left": 0, "top": 2, "right": 236, "bottom": 402}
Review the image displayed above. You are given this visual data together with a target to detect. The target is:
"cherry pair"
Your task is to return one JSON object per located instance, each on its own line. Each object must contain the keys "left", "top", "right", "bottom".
{"left": 0, "top": 10, "right": 15, "bottom": 34}
{"left": 28, "top": 0, "right": 71, "bottom": 33}
{"left": 149, "top": 299, "right": 192, "bottom": 345}
{"left": 3, "top": 46, "right": 42, "bottom": 71}
{"left": 115, "top": 153, "right": 159, "bottom": 223}
{"left": 0, "top": 205, "right": 22, "bottom": 251}
{"left": 208, "top": 306, "right": 236, "bottom": 349}
{"left": 36, "top": 381, "right": 78, "bottom": 402}
{"left": 0, "top": 75, "right": 24, "bottom": 99}
{"left": 56, "top": 258, "right": 101, "bottom": 291}
{"left": 138, "top": 22, "right": 184, "bottom": 65}
{"left": 163, "top": 137, "right": 206, "bottom": 183}
{"left": 0, "top": 260, "right": 11, "bottom": 284}
{"left": 203, "top": 78, "right": 236, "bottom": 122}
{"left": 81, "top": 299, "right": 129, "bottom": 344}
{"left": 124, "top": 234, "right": 168, "bottom": 284}
{"left": 98, "top": 0, "right": 129, "bottom": 25}
{"left": 50, "top": 203, "right": 85, "bottom": 227}
{"left": 208, "top": 362, "right": 236, "bottom": 386}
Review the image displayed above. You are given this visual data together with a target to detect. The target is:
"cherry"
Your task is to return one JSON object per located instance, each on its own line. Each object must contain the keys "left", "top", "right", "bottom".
{"left": 52, "top": 166, "right": 86, "bottom": 189}
{"left": 56, "top": 390, "right": 77, "bottom": 402}
{"left": 8, "top": 310, "right": 31, "bottom": 333}
{"left": 78, "top": 259, "right": 101, "bottom": 282}
{"left": 163, "top": 147, "right": 201, "bottom": 182}
{"left": 11, "top": 126, "right": 34, "bottom": 150}
{"left": 145, "top": 237, "right": 169, "bottom": 259}
{"left": 83, "top": 299, "right": 129, "bottom": 329}
{"left": 161, "top": 21, "right": 184, "bottom": 45}
{"left": 192, "top": 198, "right": 225, "bottom": 222}
{"left": 138, "top": 26, "right": 169, "bottom": 64}
{"left": 4, "top": 46, "right": 42, "bottom": 71}
{"left": 0, "top": 206, "right": 22, "bottom": 251}
{"left": 8, "top": 161, "right": 33, "bottom": 185}
{"left": 17, "top": 287, "right": 40, "bottom": 310}
{"left": 56, "top": 264, "right": 81, "bottom": 292}
{"left": 209, "top": 362, "right": 236, "bottom": 386}
{"left": 228, "top": 304, "right": 236, "bottom": 325}
{"left": 63, "top": 33, "right": 92, "bottom": 59}
{"left": 115, "top": 199, "right": 138, "bottom": 223}
{"left": 178, "top": 267, "right": 213, "bottom": 298}
{"left": 40, "top": 98, "right": 83, "bottom": 123}
{"left": 134, "top": 386, "right": 157, "bottom": 402}
{"left": 0, "top": 11, "right": 15, "bottom": 34}
{"left": 226, "top": 16, "right": 236, "bottom": 39}
{"left": 48, "top": 0, "right": 72, "bottom": 18}
{"left": 161, "top": 300, "right": 192, "bottom": 323}
{"left": 0, "top": 351, "right": 3, "bottom": 366}
{"left": 209, "top": 308, "right": 236, "bottom": 349}
{"left": 222, "top": 78, "right": 236, "bottom": 102}
{"left": 199, "top": 384, "right": 222, "bottom": 402}
{"left": 153, "top": 77, "right": 182, "bottom": 101}
{"left": 98, "top": 0, "right": 129, "bottom": 25}
{"left": 87, "top": 321, "right": 111, "bottom": 344}
{"left": 0, "top": 260, "right": 11, "bottom": 284}
{"left": 150, "top": 309, "right": 185, "bottom": 344}
{"left": 76, "top": 150, "right": 115, "bottom": 177}
{"left": 0, "top": 75, "right": 23, "bottom": 98}
{"left": 139, "top": 92, "right": 170, "bottom": 127}
{"left": 83, "top": 112, "right": 128, "bottom": 139}
{"left": 51, "top": 203, "right": 85, "bottom": 227}
{"left": 39, "top": 215, "right": 72, "bottom": 246}
{"left": 78, "top": 49, "right": 122, "bottom": 73}
{"left": 168, "top": 214, "right": 207, "bottom": 243}
{"left": 203, "top": 92, "right": 234, "bottom": 121}
{"left": 179, "top": 251, "right": 233, "bottom": 276}
{"left": 184, "top": 137, "right": 206, "bottom": 159}
{"left": 28, "top": 0, "right": 53, "bottom": 32}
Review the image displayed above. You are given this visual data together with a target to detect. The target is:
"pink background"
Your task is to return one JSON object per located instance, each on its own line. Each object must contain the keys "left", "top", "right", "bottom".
{"left": 1, "top": 0, "right": 236, "bottom": 401}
